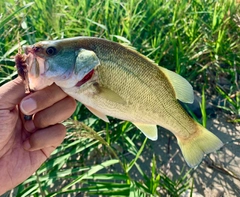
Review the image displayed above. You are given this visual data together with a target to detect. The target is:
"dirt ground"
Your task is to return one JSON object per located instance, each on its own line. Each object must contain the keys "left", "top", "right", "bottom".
{"left": 133, "top": 115, "right": 240, "bottom": 197}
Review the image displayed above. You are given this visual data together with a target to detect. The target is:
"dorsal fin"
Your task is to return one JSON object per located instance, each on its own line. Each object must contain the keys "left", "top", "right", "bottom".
{"left": 118, "top": 44, "right": 193, "bottom": 104}
{"left": 159, "top": 67, "right": 194, "bottom": 104}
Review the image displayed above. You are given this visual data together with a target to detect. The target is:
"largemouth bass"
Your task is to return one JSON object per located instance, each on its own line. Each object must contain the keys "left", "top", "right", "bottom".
{"left": 23, "top": 37, "right": 223, "bottom": 167}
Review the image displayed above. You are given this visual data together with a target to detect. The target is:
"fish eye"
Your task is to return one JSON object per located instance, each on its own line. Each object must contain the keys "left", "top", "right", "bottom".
{"left": 46, "top": 46, "right": 57, "bottom": 56}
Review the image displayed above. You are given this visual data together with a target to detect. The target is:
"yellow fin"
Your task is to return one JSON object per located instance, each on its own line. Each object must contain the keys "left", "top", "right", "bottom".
{"left": 100, "top": 88, "right": 126, "bottom": 104}
{"left": 159, "top": 67, "right": 194, "bottom": 104}
{"left": 93, "top": 83, "right": 126, "bottom": 104}
{"left": 133, "top": 123, "right": 158, "bottom": 141}
{"left": 177, "top": 123, "right": 223, "bottom": 168}
{"left": 85, "top": 105, "right": 110, "bottom": 123}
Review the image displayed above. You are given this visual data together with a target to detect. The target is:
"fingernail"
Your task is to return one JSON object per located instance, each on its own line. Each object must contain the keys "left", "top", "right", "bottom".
{"left": 20, "top": 98, "right": 37, "bottom": 114}
{"left": 23, "top": 140, "right": 31, "bottom": 150}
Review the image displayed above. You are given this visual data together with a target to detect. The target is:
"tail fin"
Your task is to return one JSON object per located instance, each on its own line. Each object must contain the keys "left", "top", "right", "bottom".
{"left": 177, "top": 124, "right": 223, "bottom": 168}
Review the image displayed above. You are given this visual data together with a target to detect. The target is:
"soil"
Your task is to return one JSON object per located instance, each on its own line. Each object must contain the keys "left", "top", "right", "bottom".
{"left": 134, "top": 115, "right": 240, "bottom": 197}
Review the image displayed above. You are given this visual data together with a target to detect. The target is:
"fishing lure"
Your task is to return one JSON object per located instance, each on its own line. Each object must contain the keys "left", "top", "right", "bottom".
{"left": 15, "top": 39, "right": 33, "bottom": 120}
{"left": 15, "top": 45, "right": 31, "bottom": 94}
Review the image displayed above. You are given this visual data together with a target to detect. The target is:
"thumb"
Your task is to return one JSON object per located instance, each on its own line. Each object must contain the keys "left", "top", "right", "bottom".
{"left": 0, "top": 77, "right": 26, "bottom": 110}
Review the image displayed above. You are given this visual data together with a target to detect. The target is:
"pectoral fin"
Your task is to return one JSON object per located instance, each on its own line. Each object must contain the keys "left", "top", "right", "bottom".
{"left": 133, "top": 123, "right": 158, "bottom": 141}
{"left": 93, "top": 83, "right": 126, "bottom": 104}
{"left": 85, "top": 105, "right": 110, "bottom": 123}
{"left": 159, "top": 67, "right": 194, "bottom": 104}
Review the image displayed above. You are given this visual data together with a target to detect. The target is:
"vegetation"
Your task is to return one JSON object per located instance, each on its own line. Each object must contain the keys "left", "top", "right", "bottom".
{"left": 0, "top": 0, "right": 239, "bottom": 196}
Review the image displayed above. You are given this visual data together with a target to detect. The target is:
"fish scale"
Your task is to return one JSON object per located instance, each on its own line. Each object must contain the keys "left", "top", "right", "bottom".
{"left": 95, "top": 60, "right": 193, "bottom": 136}
{"left": 23, "top": 36, "right": 223, "bottom": 167}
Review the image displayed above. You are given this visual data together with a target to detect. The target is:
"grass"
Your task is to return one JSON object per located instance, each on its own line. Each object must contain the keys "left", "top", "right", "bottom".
{"left": 0, "top": 0, "right": 239, "bottom": 196}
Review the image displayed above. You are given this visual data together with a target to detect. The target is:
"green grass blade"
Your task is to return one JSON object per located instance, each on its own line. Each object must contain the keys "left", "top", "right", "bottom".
{"left": 127, "top": 137, "right": 147, "bottom": 173}
{"left": 0, "top": 2, "right": 34, "bottom": 28}
{"left": 54, "top": 159, "right": 119, "bottom": 195}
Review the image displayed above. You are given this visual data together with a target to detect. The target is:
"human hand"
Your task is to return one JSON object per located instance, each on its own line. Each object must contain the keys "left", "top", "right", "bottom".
{"left": 0, "top": 77, "right": 76, "bottom": 194}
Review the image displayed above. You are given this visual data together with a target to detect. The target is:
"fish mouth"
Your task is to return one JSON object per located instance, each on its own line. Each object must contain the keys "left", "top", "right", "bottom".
{"left": 22, "top": 45, "right": 96, "bottom": 90}
{"left": 23, "top": 46, "right": 41, "bottom": 77}
{"left": 26, "top": 53, "right": 40, "bottom": 77}
{"left": 22, "top": 45, "right": 53, "bottom": 90}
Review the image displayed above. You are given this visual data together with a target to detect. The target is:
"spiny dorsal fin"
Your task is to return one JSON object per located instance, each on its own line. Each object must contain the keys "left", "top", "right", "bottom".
{"left": 159, "top": 67, "right": 194, "bottom": 104}
{"left": 111, "top": 42, "right": 194, "bottom": 104}
{"left": 132, "top": 122, "right": 158, "bottom": 141}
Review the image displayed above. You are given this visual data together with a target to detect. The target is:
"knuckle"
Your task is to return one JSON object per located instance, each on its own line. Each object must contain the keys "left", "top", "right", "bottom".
{"left": 41, "top": 87, "right": 56, "bottom": 103}
{"left": 67, "top": 97, "right": 77, "bottom": 111}
{"left": 55, "top": 124, "right": 66, "bottom": 139}
{"left": 34, "top": 84, "right": 66, "bottom": 107}
{"left": 29, "top": 134, "right": 41, "bottom": 148}
{"left": 34, "top": 113, "right": 48, "bottom": 128}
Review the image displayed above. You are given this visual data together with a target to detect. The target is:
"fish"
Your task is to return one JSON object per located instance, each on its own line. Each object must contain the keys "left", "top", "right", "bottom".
{"left": 23, "top": 37, "right": 223, "bottom": 167}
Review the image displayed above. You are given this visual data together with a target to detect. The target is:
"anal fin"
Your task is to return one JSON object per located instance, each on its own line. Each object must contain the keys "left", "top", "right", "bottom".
{"left": 133, "top": 122, "right": 158, "bottom": 141}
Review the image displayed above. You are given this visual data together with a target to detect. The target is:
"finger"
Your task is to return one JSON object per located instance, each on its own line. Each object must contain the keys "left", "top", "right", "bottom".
{"left": 23, "top": 123, "right": 66, "bottom": 151}
{"left": 20, "top": 83, "right": 68, "bottom": 115}
{"left": 34, "top": 96, "right": 76, "bottom": 129}
{"left": 0, "top": 77, "right": 25, "bottom": 110}
{"left": 41, "top": 146, "right": 58, "bottom": 158}
{"left": 24, "top": 96, "right": 76, "bottom": 131}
